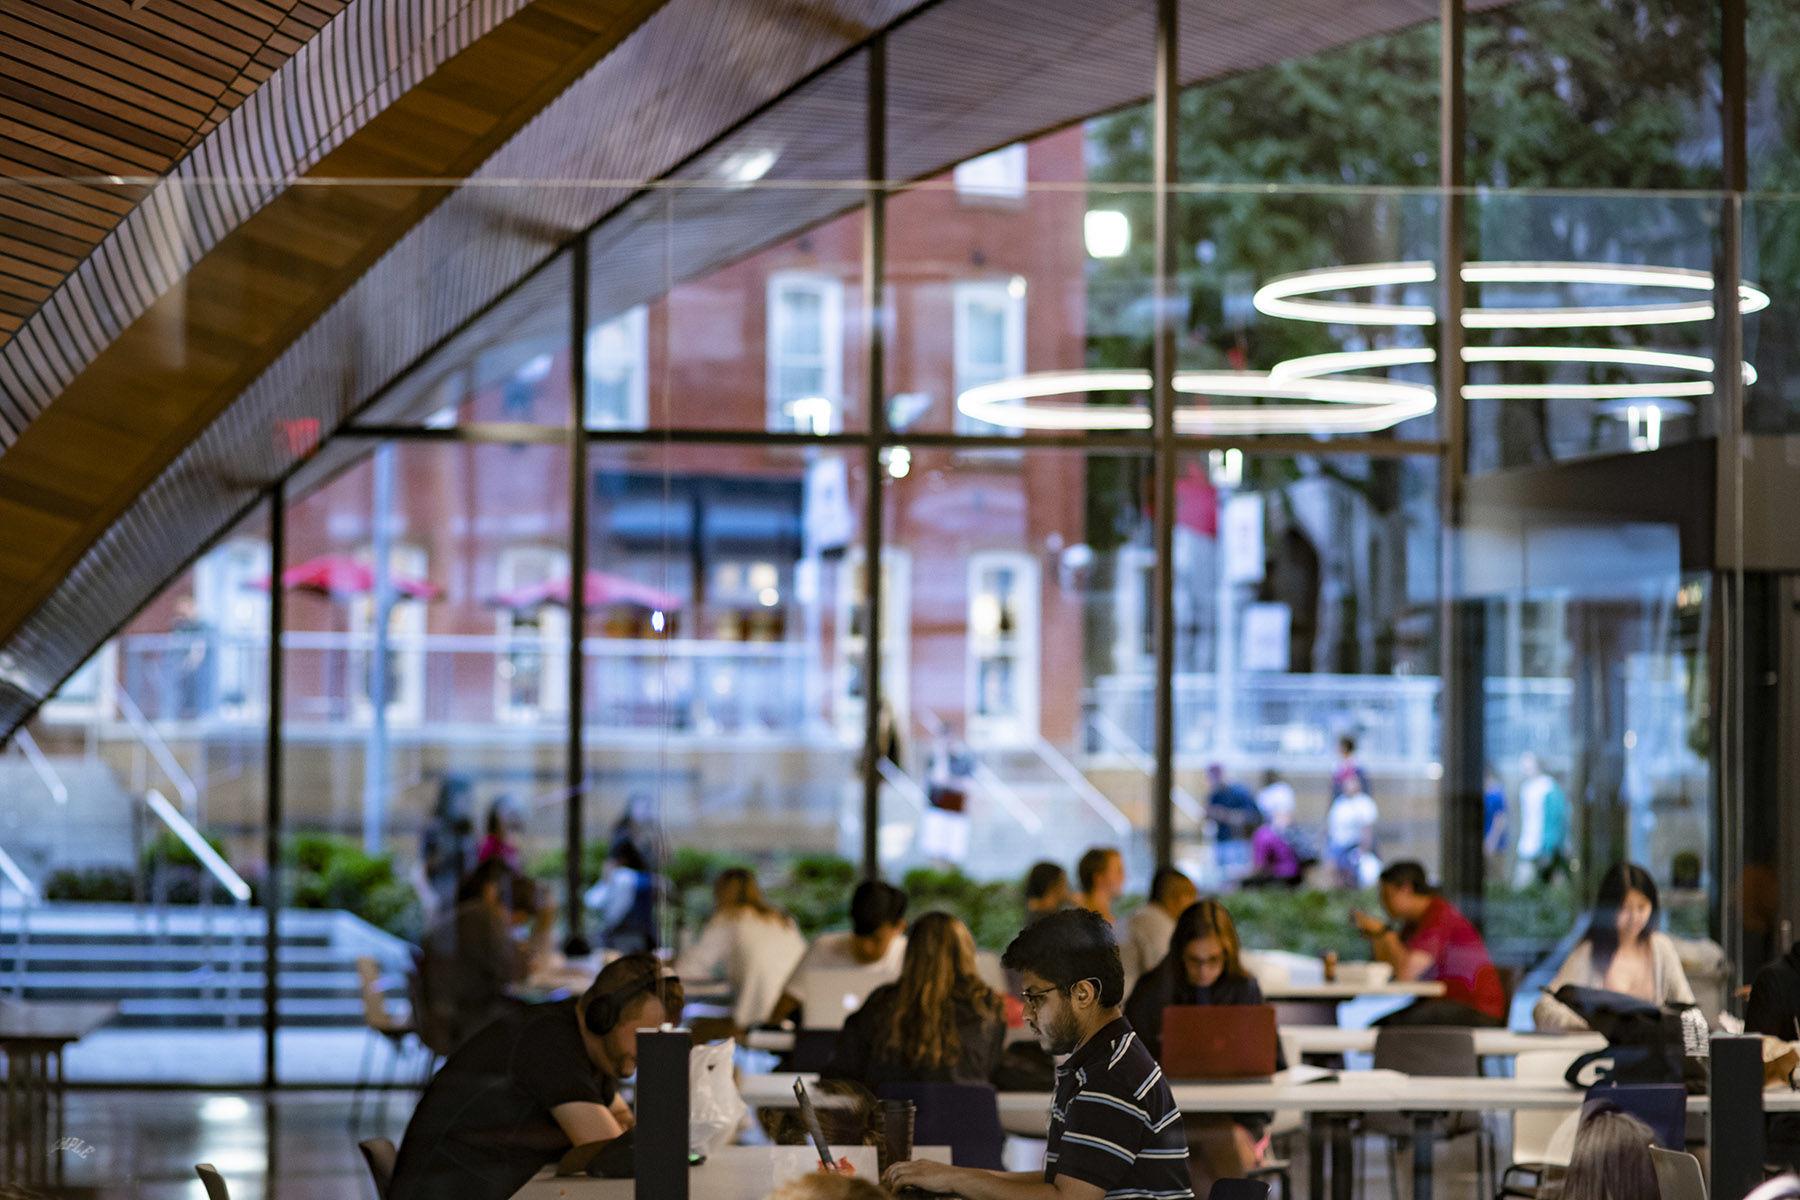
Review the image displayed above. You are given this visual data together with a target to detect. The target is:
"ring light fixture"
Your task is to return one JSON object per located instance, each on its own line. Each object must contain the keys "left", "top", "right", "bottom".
{"left": 1252, "top": 261, "right": 1770, "bottom": 329}
{"left": 954, "top": 369, "right": 1435, "bottom": 434}
{"left": 1269, "top": 345, "right": 1757, "bottom": 401}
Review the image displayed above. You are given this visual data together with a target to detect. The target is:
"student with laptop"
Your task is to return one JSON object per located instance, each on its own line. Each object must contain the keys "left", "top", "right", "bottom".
{"left": 770, "top": 880, "right": 909, "bottom": 1026}
{"left": 1124, "top": 898, "right": 1280, "bottom": 1190}
{"left": 883, "top": 909, "right": 1194, "bottom": 1200}
{"left": 822, "top": 912, "right": 1006, "bottom": 1089}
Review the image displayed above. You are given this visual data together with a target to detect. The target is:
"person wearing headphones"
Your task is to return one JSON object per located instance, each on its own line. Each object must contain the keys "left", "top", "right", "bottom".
{"left": 388, "top": 953, "right": 684, "bottom": 1200}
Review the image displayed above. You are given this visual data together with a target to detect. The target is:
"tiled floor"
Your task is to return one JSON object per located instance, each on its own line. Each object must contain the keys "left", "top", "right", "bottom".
{"left": 24, "top": 1089, "right": 411, "bottom": 1200}
{"left": 22, "top": 1088, "right": 1495, "bottom": 1199}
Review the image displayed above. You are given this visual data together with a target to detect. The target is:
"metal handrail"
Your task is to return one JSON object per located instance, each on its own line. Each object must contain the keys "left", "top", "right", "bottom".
{"left": 12, "top": 728, "right": 67, "bottom": 805}
{"left": 876, "top": 757, "right": 928, "bottom": 815}
{"left": 0, "top": 843, "right": 41, "bottom": 905}
{"left": 0, "top": 841, "right": 37, "bottom": 1000}
{"left": 144, "top": 789, "right": 250, "bottom": 903}
{"left": 118, "top": 690, "right": 200, "bottom": 818}
{"left": 1087, "top": 710, "right": 1202, "bottom": 823}
{"left": 1030, "top": 735, "right": 1131, "bottom": 838}
{"left": 145, "top": 788, "right": 250, "bottom": 1026}
{"left": 968, "top": 761, "right": 1044, "bottom": 835}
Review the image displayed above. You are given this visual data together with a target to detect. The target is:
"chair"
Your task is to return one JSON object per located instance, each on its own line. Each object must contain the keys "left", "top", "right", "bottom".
{"left": 1496, "top": 1049, "right": 1583, "bottom": 1200}
{"left": 1366, "top": 1027, "right": 1495, "bottom": 1200}
{"left": 788, "top": 1029, "right": 840, "bottom": 1073}
{"left": 876, "top": 1082, "right": 1007, "bottom": 1170}
{"left": 194, "top": 1164, "right": 231, "bottom": 1200}
{"left": 1209, "top": 1179, "right": 1273, "bottom": 1200}
{"left": 1585, "top": 1083, "right": 1687, "bottom": 1150}
{"left": 351, "top": 957, "right": 421, "bottom": 1125}
{"left": 359, "top": 1137, "right": 398, "bottom": 1199}
{"left": 1651, "top": 1146, "right": 1708, "bottom": 1200}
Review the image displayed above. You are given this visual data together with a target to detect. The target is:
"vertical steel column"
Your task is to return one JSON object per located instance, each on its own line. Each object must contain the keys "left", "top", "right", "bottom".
{"left": 263, "top": 485, "right": 283, "bottom": 1087}
{"left": 1436, "top": 0, "right": 1483, "bottom": 912}
{"left": 1715, "top": 0, "right": 1747, "bottom": 986}
{"left": 1150, "top": 0, "right": 1180, "bottom": 871}
{"left": 860, "top": 38, "right": 888, "bottom": 880}
{"left": 568, "top": 245, "right": 590, "bottom": 942}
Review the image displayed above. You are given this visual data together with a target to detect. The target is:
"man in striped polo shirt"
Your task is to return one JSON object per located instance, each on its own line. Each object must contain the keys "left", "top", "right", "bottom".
{"left": 885, "top": 909, "right": 1194, "bottom": 1200}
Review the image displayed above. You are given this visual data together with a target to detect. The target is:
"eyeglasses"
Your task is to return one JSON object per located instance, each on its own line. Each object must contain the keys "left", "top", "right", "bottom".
{"left": 1019, "top": 986, "right": 1060, "bottom": 1014}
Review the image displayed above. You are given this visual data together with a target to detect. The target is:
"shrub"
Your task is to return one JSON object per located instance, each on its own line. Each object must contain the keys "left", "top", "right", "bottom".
{"left": 44, "top": 866, "right": 136, "bottom": 904}
{"left": 283, "top": 832, "right": 422, "bottom": 941}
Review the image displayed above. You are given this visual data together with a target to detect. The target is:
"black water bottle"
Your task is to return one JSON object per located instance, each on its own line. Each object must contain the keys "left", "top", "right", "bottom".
{"left": 635, "top": 1027, "right": 692, "bottom": 1200}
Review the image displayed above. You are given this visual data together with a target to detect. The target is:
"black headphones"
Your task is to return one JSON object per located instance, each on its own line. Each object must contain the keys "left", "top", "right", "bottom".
{"left": 583, "top": 957, "right": 666, "bottom": 1036}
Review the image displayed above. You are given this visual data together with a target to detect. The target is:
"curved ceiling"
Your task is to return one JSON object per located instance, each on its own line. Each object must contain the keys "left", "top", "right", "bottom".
{"left": 0, "top": 0, "right": 1459, "bottom": 735}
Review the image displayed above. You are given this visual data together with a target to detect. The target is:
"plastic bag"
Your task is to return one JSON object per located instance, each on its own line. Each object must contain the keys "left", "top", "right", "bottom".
{"left": 689, "top": 1039, "right": 746, "bottom": 1158}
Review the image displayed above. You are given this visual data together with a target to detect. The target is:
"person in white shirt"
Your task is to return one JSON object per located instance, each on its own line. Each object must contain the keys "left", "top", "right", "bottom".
{"left": 1256, "top": 769, "right": 1296, "bottom": 825}
{"left": 770, "top": 879, "right": 909, "bottom": 1025}
{"left": 1326, "top": 773, "right": 1379, "bottom": 888}
{"left": 1120, "top": 866, "right": 1197, "bottom": 992}
{"left": 1534, "top": 862, "right": 1695, "bottom": 1031}
{"left": 675, "top": 867, "right": 806, "bottom": 1033}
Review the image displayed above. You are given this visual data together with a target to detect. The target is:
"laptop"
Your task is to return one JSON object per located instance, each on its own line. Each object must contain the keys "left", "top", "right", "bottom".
{"left": 1159, "top": 1004, "right": 1280, "bottom": 1081}
{"left": 796, "top": 967, "right": 887, "bottom": 1030}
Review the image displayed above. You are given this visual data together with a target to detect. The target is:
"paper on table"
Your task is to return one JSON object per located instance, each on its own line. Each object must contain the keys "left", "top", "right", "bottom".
{"left": 1280, "top": 1065, "right": 1338, "bottom": 1085}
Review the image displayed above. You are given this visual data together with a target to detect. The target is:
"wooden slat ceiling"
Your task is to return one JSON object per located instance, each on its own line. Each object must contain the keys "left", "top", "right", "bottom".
{"left": 0, "top": 0, "right": 358, "bottom": 344}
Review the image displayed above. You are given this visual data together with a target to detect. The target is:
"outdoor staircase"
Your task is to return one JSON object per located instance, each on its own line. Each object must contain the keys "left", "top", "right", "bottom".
{"left": 0, "top": 902, "right": 411, "bottom": 1027}
{"left": 0, "top": 759, "right": 138, "bottom": 879}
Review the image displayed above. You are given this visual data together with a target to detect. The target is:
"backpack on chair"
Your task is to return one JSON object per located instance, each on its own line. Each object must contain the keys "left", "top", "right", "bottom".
{"left": 1554, "top": 985, "right": 1709, "bottom": 1093}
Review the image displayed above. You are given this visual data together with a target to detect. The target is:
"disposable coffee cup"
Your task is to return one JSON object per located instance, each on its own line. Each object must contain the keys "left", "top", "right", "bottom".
{"left": 879, "top": 1099, "right": 916, "bottom": 1172}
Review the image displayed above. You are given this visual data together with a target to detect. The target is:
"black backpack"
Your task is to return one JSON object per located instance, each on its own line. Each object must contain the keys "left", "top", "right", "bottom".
{"left": 1554, "top": 984, "right": 1709, "bottom": 1093}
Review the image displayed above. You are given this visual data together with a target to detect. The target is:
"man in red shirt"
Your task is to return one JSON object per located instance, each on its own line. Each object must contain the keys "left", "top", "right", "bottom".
{"left": 1353, "top": 861, "right": 1506, "bottom": 1026}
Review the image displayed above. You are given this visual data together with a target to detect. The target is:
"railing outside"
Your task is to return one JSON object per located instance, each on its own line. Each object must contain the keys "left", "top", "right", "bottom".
{"left": 143, "top": 789, "right": 252, "bottom": 1026}
{"left": 0, "top": 842, "right": 40, "bottom": 998}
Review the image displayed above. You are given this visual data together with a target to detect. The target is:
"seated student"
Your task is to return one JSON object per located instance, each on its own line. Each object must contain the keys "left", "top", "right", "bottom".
{"left": 1120, "top": 867, "right": 1197, "bottom": 991}
{"left": 1125, "top": 897, "right": 1280, "bottom": 1191}
{"left": 1557, "top": 1105, "right": 1659, "bottom": 1200}
{"left": 676, "top": 867, "right": 807, "bottom": 1033}
{"left": 822, "top": 911, "right": 1006, "bottom": 1090}
{"left": 1074, "top": 846, "right": 1126, "bottom": 928}
{"left": 1353, "top": 860, "right": 1506, "bottom": 1026}
{"left": 883, "top": 909, "right": 1194, "bottom": 1200}
{"left": 1748, "top": 938, "right": 1800, "bottom": 1168}
{"left": 418, "top": 859, "right": 556, "bottom": 1051}
{"left": 770, "top": 879, "right": 909, "bottom": 1025}
{"left": 389, "top": 954, "right": 683, "bottom": 1200}
{"left": 1023, "top": 861, "right": 1071, "bottom": 925}
{"left": 1534, "top": 862, "right": 1695, "bottom": 1032}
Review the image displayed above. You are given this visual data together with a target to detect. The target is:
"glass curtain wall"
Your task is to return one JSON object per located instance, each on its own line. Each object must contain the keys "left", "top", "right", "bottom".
{"left": 9, "top": 0, "right": 1787, "bottom": 1085}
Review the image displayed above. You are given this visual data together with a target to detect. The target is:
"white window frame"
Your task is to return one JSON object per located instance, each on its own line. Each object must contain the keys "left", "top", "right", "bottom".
{"left": 953, "top": 143, "right": 1028, "bottom": 202}
{"left": 766, "top": 271, "right": 844, "bottom": 434}
{"left": 350, "top": 543, "right": 428, "bottom": 726}
{"left": 834, "top": 548, "right": 911, "bottom": 743}
{"left": 952, "top": 279, "right": 1026, "bottom": 435}
{"left": 1113, "top": 545, "right": 1157, "bottom": 675}
{"left": 585, "top": 305, "right": 649, "bottom": 430}
{"left": 495, "top": 546, "right": 570, "bottom": 723}
{"left": 965, "top": 551, "right": 1040, "bottom": 747}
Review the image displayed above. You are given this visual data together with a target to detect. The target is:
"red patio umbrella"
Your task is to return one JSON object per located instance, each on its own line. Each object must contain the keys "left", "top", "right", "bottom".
{"left": 489, "top": 569, "right": 681, "bottom": 613}
{"left": 249, "top": 554, "right": 443, "bottom": 600}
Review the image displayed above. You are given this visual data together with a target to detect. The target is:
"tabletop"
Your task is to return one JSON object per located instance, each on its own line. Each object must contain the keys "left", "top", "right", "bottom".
{"left": 1262, "top": 981, "right": 1445, "bottom": 1001}
{"left": 0, "top": 999, "right": 119, "bottom": 1043}
{"left": 508, "top": 1144, "right": 950, "bottom": 1199}
{"left": 737, "top": 1070, "right": 1800, "bottom": 1119}
{"left": 1282, "top": 1025, "right": 1606, "bottom": 1057}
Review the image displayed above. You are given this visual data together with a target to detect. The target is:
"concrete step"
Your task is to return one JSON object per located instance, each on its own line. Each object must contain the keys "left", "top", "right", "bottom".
{"left": 21, "top": 970, "right": 359, "bottom": 994}
{"left": 0, "top": 943, "right": 362, "bottom": 967}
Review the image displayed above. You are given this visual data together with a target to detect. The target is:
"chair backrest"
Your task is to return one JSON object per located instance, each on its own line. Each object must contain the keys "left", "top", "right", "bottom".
{"left": 359, "top": 1137, "right": 398, "bottom": 1199}
{"left": 194, "top": 1163, "right": 231, "bottom": 1200}
{"left": 1651, "top": 1146, "right": 1708, "bottom": 1200}
{"left": 876, "top": 1082, "right": 1006, "bottom": 1171}
{"left": 1511, "top": 1049, "right": 1584, "bottom": 1167}
{"left": 1585, "top": 1082, "right": 1687, "bottom": 1150}
{"left": 789, "top": 1029, "right": 839, "bottom": 1073}
{"left": 1208, "top": 1178, "right": 1273, "bottom": 1200}
{"left": 1372, "top": 1026, "right": 1479, "bottom": 1079}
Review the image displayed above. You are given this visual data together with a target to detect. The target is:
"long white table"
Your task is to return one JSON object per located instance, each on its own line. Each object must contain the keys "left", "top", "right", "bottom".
{"left": 1282, "top": 1025, "right": 1605, "bottom": 1058}
{"left": 1262, "top": 981, "right": 1444, "bottom": 1001}
{"left": 508, "top": 1143, "right": 951, "bottom": 1199}
{"left": 739, "top": 1070, "right": 1800, "bottom": 1200}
